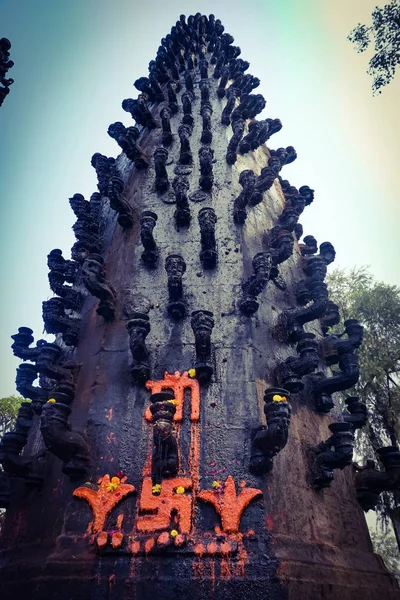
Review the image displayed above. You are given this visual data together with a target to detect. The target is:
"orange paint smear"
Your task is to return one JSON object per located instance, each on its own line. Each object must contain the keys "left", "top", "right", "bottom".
{"left": 207, "top": 542, "right": 218, "bottom": 555}
{"left": 136, "top": 477, "right": 193, "bottom": 534}
{"left": 220, "top": 558, "right": 231, "bottom": 580}
{"left": 106, "top": 408, "right": 113, "bottom": 422}
{"left": 157, "top": 531, "right": 170, "bottom": 546}
{"left": 198, "top": 476, "right": 262, "bottom": 533}
{"left": 96, "top": 531, "right": 108, "bottom": 548}
{"left": 220, "top": 541, "right": 233, "bottom": 555}
{"left": 116, "top": 513, "right": 124, "bottom": 529}
{"left": 145, "top": 537, "right": 155, "bottom": 554}
{"left": 130, "top": 540, "right": 140, "bottom": 555}
{"left": 194, "top": 542, "right": 205, "bottom": 557}
{"left": 73, "top": 475, "right": 135, "bottom": 533}
{"left": 145, "top": 371, "right": 200, "bottom": 422}
{"left": 108, "top": 574, "right": 115, "bottom": 586}
{"left": 111, "top": 532, "right": 124, "bottom": 548}
{"left": 174, "top": 533, "right": 186, "bottom": 547}
{"left": 188, "top": 422, "right": 201, "bottom": 525}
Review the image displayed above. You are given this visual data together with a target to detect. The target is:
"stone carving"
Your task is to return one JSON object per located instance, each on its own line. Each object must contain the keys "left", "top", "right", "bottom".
{"left": 221, "top": 87, "right": 237, "bottom": 126}
{"left": 108, "top": 122, "right": 149, "bottom": 170}
{"left": 217, "top": 66, "right": 230, "bottom": 98}
{"left": 140, "top": 210, "right": 159, "bottom": 267}
{"left": 0, "top": 38, "right": 14, "bottom": 107}
{"left": 134, "top": 76, "right": 157, "bottom": 102}
{"left": 343, "top": 396, "right": 368, "bottom": 431}
{"left": 42, "top": 297, "right": 80, "bottom": 346}
{"left": 275, "top": 333, "right": 319, "bottom": 393}
{"left": 47, "top": 250, "right": 84, "bottom": 311}
{"left": 240, "top": 252, "right": 272, "bottom": 315}
{"left": 149, "top": 391, "right": 179, "bottom": 484}
{"left": 165, "top": 254, "right": 187, "bottom": 320}
{"left": 239, "top": 121, "right": 260, "bottom": 154}
{"left": 126, "top": 312, "right": 151, "bottom": 383}
{"left": 233, "top": 170, "right": 256, "bottom": 224}
{"left": 184, "top": 71, "right": 194, "bottom": 93}
{"left": 250, "top": 388, "right": 292, "bottom": 475}
{"left": 311, "top": 319, "right": 363, "bottom": 413}
{"left": 190, "top": 310, "right": 215, "bottom": 384}
{"left": 200, "top": 102, "right": 213, "bottom": 144}
{"left": 0, "top": 401, "right": 44, "bottom": 486}
{"left": 136, "top": 476, "right": 193, "bottom": 534}
{"left": 226, "top": 115, "right": 245, "bottom": 165}
{"left": 173, "top": 175, "right": 191, "bottom": 227}
{"left": 154, "top": 147, "right": 170, "bottom": 193}
{"left": 82, "top": 254, "right": 116, "bottom": 321}
{"left": 145, "top": 371, "right": 200, "bottom": 423}
{"left": 178, "top": 124, "right": 193, "bottom": 165}
{"left": 310, "top": 423, "right": 354, "bottom": 490}
{"left": 198, "top": 58, "right": 208, "bottom": 79}
{"left": 248, "top": 166, "right": 279, "bottom": 206}
{"left": 198, "top": 146, "right": 214, "bottom": 191}
{"left": 320, "top": 300, "right": 341, "bottom": 335}
{"left": 167, "top": 82, "right": 179, "bottom": 114}
{"left": 41, "top": 394, "right": 90, "bottom": 479}
{"left": 278, "top": 280, "right": 329, "bottom": 343}
{"left": 91, "top": 153, "right": 118, "bottom": 197}
{"left": 182, "top": 91, "right": 194, "bottom": 127}
{"left": 69, "top": 193, "right": 101, "bottom": 259}
{"left": 160, "top": 107, "right": 173, "bottom": 146}
{"left": 354, "top": 446, "right": 400, "bottom": 511}
{"left": 108, "top": 176, "right": 134, "bottom": 229}
{"left": 122, "top": 94, "right": 157, "bottom": 129}
{"left": 199, "top": 80, "right": 210, "bottom": 105}
{"left": 15, "top": 364, "right": 48, "bottom": 413}
{"left": 198, "top": 207, "right": 217, "bottom": 269}
{"left": 0, "top": 470, "right": 12, "bottom": 508}
{"left": 198, "top": 476, "right": 262, "bottom": 533}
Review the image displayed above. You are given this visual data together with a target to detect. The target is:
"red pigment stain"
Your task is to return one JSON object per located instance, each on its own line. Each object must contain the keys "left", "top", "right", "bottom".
{"left": 220, "top": 541, "right": 232, "bottom": 555}
{"left": 194, "top": 543, "right": 205, "bottom": 557}
{"left": 145, "top": 537, "right": 155, "bottom": 553}
{"left": 105, "top": 408, "right": 113, "bottom": 422}
{"left": 220, "top": 558, "right": 231, "bottom": 580}
{"left": 108, "top": 574, "right": 115, "bottom": 586}
{"left": 130, "top": 540, "right": 140, "bottom": 554}
{"left": 174, "top": 534, "right": 185, "bottom": 547}
{"left": 207, "top": 542, "right": 218, "bottom": 555}
{"left": 157, "top": 531, "right": 170, "bottom": 546}
{"left": 96, "top": 531, "right": 108, "bottom": 548}
{"left": 265, "top": 515, "right": 274, "bottom": 531}
{"left": 111, "top": 532, "right": 123, "bottom": 548}
{"left": 116, "top": 514, "right": 124, "bottom": 529}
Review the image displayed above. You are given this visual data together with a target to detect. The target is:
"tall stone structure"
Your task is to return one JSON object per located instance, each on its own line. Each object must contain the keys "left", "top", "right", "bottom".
{"left": 1, "top": 13, "right": 399, "bottom": 600}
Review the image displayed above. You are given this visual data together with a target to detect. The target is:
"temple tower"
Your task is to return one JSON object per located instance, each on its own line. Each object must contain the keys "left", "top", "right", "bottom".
{"left": 1, "top": 13, "right": 399, "bottom": 600}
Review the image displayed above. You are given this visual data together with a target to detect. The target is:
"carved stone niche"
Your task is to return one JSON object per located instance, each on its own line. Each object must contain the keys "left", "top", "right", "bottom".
{"left": 190, "top": 310, "right": 215, "bottom": 384}
{"left": 199, "top": 146, "right": 214, "bottom": 191}
{"left": 239, "top": 252, "right": 272, "bottom": 316}
{"left": 107, "top": 176, "right": 134, "bottom": 229}
{"left": 82, "top": 254, "right": 116, "bottom": 321}
{"left": 354, "top": 446, "right": 400, "bottom": 511}
{"left": 140, "top": 211, "right": 159, "bottom": 268}
{"left": 165, "top": 254, "right": 187, "bottom": 321}
{"left": 154, "top": 147, "right": 170, "bottom": 193}
{"left": 126, "top": 312, "right": 151, "bottom": 384}
{"left": 173, "top": 175, "right": 191, "bottom": 227}
{"left": 149, "top": 391, "right": 179, "bottom": 485}
{"left": 178, "top": 124, "right": 193, "bottom": 165}
{"left": 250, "top": 387, "right": 292, "bottom": 475}
{"left": 0, "top": 401, "right": 44, "bottom": 487}
{"left": 309, "top": 422, "right": 354, "bottom": 490}
{"left": 160, "top": 107, "right": 173, "bottom": 146}
{"left": 198, "top": 207, "right": 218, "bottom": 269}
{"left": 275, "top": 332, "right": 319, "bottom": 393}
{"left": 40, "top": 392, "right": 90, "bottom": 480}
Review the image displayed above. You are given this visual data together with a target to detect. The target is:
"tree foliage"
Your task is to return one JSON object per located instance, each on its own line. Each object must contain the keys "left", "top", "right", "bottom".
{"left": 0, "top": 395, "right": 24, "bottom": 437}
{"left": 326, "top": 267, "right": 400, "bottom": 535}
{"left": 348, "top": 0, "right": 400, "bottom": 94}
{"left": 371, "top": 531, "right": 400, "bottom": 580}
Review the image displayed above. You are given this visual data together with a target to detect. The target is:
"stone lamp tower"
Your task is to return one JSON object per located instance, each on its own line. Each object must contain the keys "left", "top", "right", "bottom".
{"left": 1, "top": 12, "right": 399, "bottom": 600}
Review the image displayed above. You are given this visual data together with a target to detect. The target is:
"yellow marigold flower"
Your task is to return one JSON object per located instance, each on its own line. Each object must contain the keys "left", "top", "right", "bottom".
{"left": 106, "top": 476, "right": 121, "bottom": 492}
{"left": 212, "top": 481, "right": 221, "bottom": 490}
{"left": 175, "top": 486, "right": 185, "bottom": 494}
{"left": 47, "top": 398, "right": 56, "bottom": 403}
{"left": 187, "top": 368, "right": 196, "bottom": 378}
{"left": 152, "top": 483, "right": 162, "bottom": 495}
{"left": 167, "top": 399, "right": 178, "bottom": 405}
{"left": 170, "top": 529, "right": 178, "bottom": 538}
{"left": 272, "top": 394, "right": 287, "bottom": 402}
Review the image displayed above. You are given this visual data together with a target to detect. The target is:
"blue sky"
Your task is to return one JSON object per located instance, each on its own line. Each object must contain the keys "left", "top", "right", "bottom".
{"left": 0, "top": 0, "right": 399, "bottom": 397}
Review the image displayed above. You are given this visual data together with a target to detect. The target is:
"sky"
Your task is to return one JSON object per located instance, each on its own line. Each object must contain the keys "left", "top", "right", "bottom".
{"left": 0, "top": 0, "right": 399, "bottom": 398}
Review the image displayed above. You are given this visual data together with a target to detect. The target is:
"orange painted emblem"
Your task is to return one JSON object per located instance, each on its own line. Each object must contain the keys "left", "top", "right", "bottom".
{"left": 145, "top": 371, "right": 200, "bottom": 422}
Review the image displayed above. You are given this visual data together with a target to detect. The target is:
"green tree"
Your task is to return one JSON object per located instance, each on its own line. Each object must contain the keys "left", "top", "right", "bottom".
{"left": 370, "top": 531, "right": 400, "bottom": 580}
{"left": 0, "top": 395, "right": 24, "bottom": 437}
{"left": 326, "top": 267, "right": 400, "bottom": 548}
{"left": 348, "top": 0, "right": 400, "bottom": 94}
